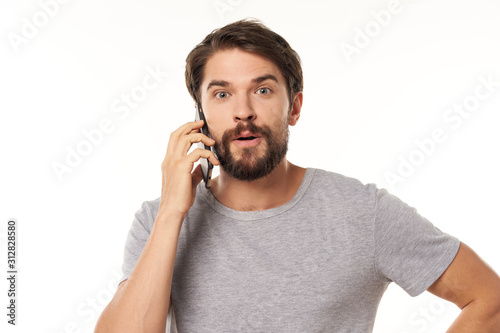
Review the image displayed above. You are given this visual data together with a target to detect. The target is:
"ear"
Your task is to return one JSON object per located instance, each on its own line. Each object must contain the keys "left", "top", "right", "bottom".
{"left": 288, "top": 91, "right": 303, "bottom": 126}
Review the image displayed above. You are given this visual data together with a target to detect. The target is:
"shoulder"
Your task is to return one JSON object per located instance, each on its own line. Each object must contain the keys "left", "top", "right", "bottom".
{"left": 308, "top": 168, "right": 378, "bottom": 202}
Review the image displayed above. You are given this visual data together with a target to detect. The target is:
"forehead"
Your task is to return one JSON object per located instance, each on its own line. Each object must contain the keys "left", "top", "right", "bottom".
{"left": 202, "top": 48, "right": 285, "bottom": 88}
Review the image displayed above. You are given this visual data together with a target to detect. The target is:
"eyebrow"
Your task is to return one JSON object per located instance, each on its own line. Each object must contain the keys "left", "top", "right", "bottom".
{"left": 252, "top": 74, "right": 279, "bottom": 85}
{"left": 206, "top": 80, "right": 229, "bottom": 92}
{"left": 206, "top": 74, "right": 279, "bottom": 92}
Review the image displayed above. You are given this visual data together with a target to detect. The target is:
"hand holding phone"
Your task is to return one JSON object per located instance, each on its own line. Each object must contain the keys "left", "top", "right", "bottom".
{"left": 195, "top": 105, "right": 213, "bottom": 189}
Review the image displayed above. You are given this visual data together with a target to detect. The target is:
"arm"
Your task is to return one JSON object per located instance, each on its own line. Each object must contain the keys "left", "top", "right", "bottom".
{"left": 427, "top": 242, "right": 500, "bottom": 332}
{"left": 94, "top": 120, "right": 220, "bottom": 333}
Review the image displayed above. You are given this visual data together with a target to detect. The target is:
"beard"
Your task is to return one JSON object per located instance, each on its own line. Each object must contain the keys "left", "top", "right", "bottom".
{"left": 212, "top": 119, "right": 289, "bottom": 182}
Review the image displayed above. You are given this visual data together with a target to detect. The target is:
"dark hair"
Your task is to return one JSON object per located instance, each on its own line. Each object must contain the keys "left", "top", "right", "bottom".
{"left": 185, "top": 18, "right": 303, "bottom": 109}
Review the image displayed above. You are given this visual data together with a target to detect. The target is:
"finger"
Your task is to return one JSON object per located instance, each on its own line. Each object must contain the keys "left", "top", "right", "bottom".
{"left": 178, "top": 133, "right": 216, "bottom": 155}
{"left": 186, "top": 148, "right": 220, "bottom": 166}
{"left": 188, "top": 133, "right": 215, "bottom": 146}
{"left": 191, "top": 164, "right": 204, "bottom": 188}
{"left": 207, "top": 152, "right": 220, "bottom": 166}
{"left": 170, "top": 120, "right": 205, "bottom": 143}
{"left": 188, "top": 127, "right": 202, "bottom": 135}
{"left": 166, "top": 121, "right": 206, "bottom": 157}
{"left": 181, "top": 120, "right": 205, "bottom": 135}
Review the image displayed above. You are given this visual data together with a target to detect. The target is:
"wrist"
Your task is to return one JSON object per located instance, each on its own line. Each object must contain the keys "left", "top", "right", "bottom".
{"left": 155, "top": 206, "right": 187, "bottom": 229}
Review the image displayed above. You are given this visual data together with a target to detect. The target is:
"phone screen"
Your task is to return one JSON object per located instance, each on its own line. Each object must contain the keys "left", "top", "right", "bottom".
{"left": 195, "top": 105, "right": 213, "bottom": 188}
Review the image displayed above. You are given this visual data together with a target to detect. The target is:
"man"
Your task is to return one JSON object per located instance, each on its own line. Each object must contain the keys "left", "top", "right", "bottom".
{"left": 95, "top": 19, "right": 500, "bottom": 332}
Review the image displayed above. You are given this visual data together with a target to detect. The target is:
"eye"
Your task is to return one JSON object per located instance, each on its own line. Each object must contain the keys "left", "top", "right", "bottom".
{"left": 257, "top": 87, "right": 271, "bottom": 95}
{"left": 215, "top": 91, "right": 229, "bottom": 99}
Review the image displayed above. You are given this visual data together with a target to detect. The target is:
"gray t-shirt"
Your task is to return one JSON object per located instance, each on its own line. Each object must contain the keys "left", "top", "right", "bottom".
{"left": 119, "top": 168, "right": 460, "bottom": 332}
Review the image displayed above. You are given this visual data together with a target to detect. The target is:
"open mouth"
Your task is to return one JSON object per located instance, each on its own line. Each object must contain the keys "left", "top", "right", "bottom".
{"left": 233, "top": 132, "right": 262, "bottom": 147}
{"left": 234, "top": 131, "right": 261, "bottom": 141}
{"left": 237, "top": 136, "right": 258, "bottom": 141}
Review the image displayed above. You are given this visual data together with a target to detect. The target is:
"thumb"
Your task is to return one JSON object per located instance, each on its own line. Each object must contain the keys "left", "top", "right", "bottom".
{"left": 191, "top": 164, "right": 204, "bottom": 189}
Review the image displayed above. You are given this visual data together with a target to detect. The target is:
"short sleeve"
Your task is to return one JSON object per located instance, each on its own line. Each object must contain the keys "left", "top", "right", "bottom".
{"left": 118, "top": 201, "right": 154, "bottom": 286}
{"left": 373, "top": 188, "right": 460, "bottom": 296}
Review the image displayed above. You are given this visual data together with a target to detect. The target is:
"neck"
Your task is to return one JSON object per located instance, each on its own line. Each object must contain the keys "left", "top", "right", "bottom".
{"left": 210, "top": 158, "right": 306, "bottom": 211}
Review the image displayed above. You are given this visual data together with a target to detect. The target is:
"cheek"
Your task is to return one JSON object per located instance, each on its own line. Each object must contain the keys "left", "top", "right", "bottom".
{"left": 207, "top": 125, "right": 222, "bottom": 141}
{"left": 205, "top": 113, "right": 226, "bottom": 137}
{"left": 207, "top": 123, "right": 231, "bottom": 145}
{"left": 271, "top": 109, "right": 290, "bottom": 129}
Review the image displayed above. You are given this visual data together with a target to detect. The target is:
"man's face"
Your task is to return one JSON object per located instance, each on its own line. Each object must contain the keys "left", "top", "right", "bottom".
{"left": 200, "top": 48, "right": 296, "bottom": 181}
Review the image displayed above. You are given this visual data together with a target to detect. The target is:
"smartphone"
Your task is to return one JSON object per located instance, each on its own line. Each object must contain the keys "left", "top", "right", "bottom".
{"left": 195, "top": 104, "right": 213, "bottom": 189}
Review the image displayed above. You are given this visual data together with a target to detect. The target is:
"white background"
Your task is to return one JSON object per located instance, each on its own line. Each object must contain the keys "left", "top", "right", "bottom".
{"left": 1, "top": 0, "right": 499, "bottom": 332}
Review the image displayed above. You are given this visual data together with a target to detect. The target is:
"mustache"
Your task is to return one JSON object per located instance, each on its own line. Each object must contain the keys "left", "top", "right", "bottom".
{"left": 222, "top": 121, "right": 270, "bottom": 142}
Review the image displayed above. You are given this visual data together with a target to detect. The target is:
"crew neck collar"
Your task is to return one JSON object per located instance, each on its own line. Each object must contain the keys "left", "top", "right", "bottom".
{"left": 199, "top": 168, "right": 315, "bottom": 221}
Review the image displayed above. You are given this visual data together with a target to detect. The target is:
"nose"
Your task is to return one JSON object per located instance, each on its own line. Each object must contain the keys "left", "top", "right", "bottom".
{"left": 233, "top": 95, "right": 256, "bottom": 123}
